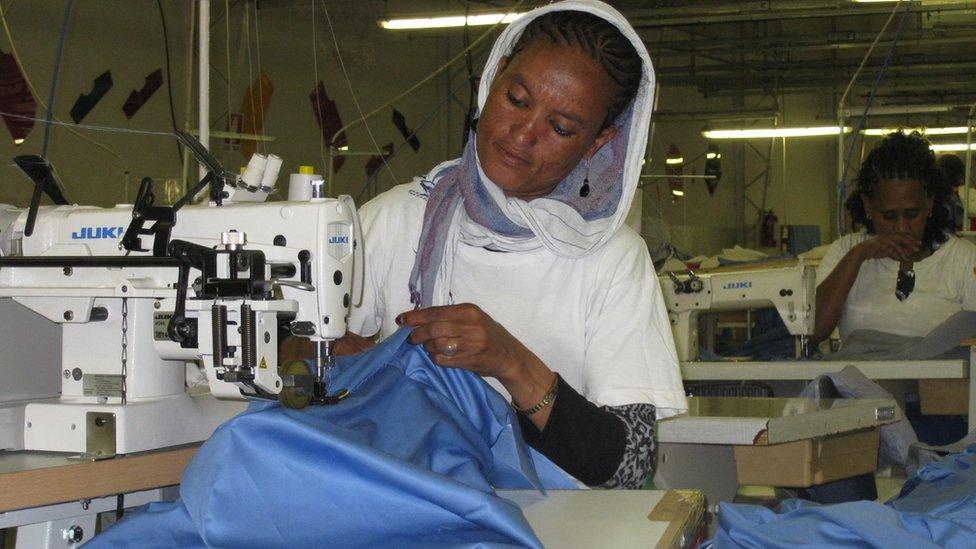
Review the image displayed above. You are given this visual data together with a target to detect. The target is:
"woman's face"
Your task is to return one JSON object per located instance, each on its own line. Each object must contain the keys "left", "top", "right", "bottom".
{"left": 863, "top": 178, "right": 933, "bottom": 241}
{"left": 475, "top": 37, "right": 619, "bottom": 200}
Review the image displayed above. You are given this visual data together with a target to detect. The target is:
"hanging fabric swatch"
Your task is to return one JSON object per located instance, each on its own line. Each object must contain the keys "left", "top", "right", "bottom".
{"left": 238, "top": 70, "right": 274, "bottom": 160}
{"left": 0, "top": 49, "right": 36, "bottom": 143}
{"left": 310, "top": 81, "right": 347, "bottom": 173}
{"left": 391, "top": 109, "right": 420, "bottom": 152}
{"left": 364, "top": 143, "right": 394, "bottom": 177}
{"left": 70, "top": 70, "right": 112, "bottom": 124}
{"left": 122, "top": 68, "right": 162, "bottom": 119}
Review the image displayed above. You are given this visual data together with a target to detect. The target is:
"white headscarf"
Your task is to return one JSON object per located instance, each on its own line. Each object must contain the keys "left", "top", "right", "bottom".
{"left": 409, "top": 0, "right": 654, "bottom": 308}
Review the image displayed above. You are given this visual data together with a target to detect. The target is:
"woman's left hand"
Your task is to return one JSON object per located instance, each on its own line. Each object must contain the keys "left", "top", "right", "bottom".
{"left": 400, "top": 303, "right": 559, "bottom": 430}
{"left": 397, "top": 303, "right": 532, "bottom": 382}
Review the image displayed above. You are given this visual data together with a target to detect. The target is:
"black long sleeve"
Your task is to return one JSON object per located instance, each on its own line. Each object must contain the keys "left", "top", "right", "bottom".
{"left": 516, "top": 375, "right": 626, "bottom": 486}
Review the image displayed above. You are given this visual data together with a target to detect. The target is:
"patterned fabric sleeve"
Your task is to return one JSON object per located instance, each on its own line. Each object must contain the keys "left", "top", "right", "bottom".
{"left": 599, "top": 403, "right": 656, "bottom": 489}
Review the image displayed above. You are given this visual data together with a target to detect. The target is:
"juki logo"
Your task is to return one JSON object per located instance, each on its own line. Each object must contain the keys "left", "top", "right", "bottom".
{"left": 722, "top": 281, "right": 752, "bottom": 290}
{"left": 71, "top": 226, "right": 125, "bottom": 239}
{"left": 328, "top": 235, "right": 349, "bottom": 244}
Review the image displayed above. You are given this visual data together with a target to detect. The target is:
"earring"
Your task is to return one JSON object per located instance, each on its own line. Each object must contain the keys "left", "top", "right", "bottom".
{"left": 579, "top": 158, "right": 590, "bottom": 198}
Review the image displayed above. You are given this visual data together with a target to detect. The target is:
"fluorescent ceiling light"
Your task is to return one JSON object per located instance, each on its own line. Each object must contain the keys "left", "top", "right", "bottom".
{"left": 379, "top": 12, "right": 524, "bottom": 30}
{"left": 665, "top": 157, "right": 684, "bottom": 165}
{"left": 863, "top": 126, "right": 969, "bottom": 136}
{"left": 703, "top": 126, "right": 851, "bottom": 139}
{"left": 930, "top": 143, "right": 976, "bottom": 152}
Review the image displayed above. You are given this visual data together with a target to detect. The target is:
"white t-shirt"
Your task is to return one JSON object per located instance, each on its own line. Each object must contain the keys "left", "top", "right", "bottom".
{"left": 348, "top": 181, "right": 688, "bottom": 418}
{"left": 816, "top": 232, "right": 976, "bottom": 340}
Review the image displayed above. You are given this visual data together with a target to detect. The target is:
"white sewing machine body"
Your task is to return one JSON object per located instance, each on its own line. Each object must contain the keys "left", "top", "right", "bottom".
{"left": 0, "top": 194, "right": 360, "bottom": 455}
{"left": 660, "top": 264, "right": 817, "bottom": 361}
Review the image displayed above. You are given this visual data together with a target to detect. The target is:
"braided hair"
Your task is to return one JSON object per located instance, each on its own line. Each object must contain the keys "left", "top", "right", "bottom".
{"left": 507, "top": 11, "right": 642, "bottom": 130}
{"left": 847, "top": 131, "right": 953, "bottom": 249}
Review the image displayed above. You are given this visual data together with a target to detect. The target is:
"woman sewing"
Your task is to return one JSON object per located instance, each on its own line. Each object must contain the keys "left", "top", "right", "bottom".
{"left": 813, "top": 131, "right": 976, "bottom": 346}
{"left": 329, "top": 1, "right": 686, "bottom": 488}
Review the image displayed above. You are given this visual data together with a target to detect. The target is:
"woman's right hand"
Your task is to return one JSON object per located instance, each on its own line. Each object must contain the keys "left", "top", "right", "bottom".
{"left": 855, "top": 233, "right": 922, "bottom": 263}
{"left": 334, "top": 331, "right": 376, "bottom": 356}
{"left": 279, "top": 331, "right": 375, "bottom": 362}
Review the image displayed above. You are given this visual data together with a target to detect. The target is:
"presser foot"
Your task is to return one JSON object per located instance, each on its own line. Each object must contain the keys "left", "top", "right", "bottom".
{"left": 313, "top": 385, "right": 350, "bottom": 405}
{"left": 278, "top": 359, "right": 349, "bottom": 409}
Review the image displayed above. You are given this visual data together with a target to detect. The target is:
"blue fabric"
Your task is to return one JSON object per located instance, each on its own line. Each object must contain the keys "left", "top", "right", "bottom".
{"left": 889, "top": 444, "right": 976, "bottom": 541}
{"left": 90, "top": 328, "right": 576, "bottom": 548}
{"left": 705, "top": 445, "right": 976, "bottom": 548}
{"left": 698, "top": 308, "right": 797, "bottom": 361}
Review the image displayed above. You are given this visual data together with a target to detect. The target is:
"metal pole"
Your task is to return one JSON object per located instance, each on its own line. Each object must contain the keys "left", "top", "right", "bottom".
{"left": 836, "top": 106, "right": 845, "bottom": 239}
{"left": 326, "top": 148, "right": 334, "bottom": 197}
{"left": 965, "top": 114, "right": 973, "bottom": 229}
{"left": 198, "top": 0, "right": 210, "bottom": 182}
{"left": 181, "top": 0, "right": 196, "bottom": 196}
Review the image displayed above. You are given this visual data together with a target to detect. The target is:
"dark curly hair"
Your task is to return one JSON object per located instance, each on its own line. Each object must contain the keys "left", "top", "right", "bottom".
{"left": 507, "top": 11, "right": 642, "bottom": 130}
{"left": 939, "top": 153, "right": 965, "bottom": 188}
{"left": 846, "top": 131, "right": 953, "bottom": 249}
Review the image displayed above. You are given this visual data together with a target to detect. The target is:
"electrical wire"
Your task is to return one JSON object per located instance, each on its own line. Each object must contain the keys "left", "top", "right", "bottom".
{"left": 836, "top": 1, "right": 912, "bottom": 235}
{"left": 0, "top": 3, "right": 130, "bottom": 183}
{"left": 310, "top": 0, "right": 328, "bottom": 175}
{"left": 370, "top": 45, "right": 491, "bottom": 201}
{"left": 225, "top": 0, "right": 232, "bottom": 138}
{"left": 838, "top": 4, "right": 901, "bottom": 110}
{"left": 461, "top": 4, "right": 478, "bottom": 150}
{"left": 251, "top": 0, "right": 267, "bottom": 155}
{"left": 40, "top": 0, "right": 72, "bottom": 157}
{"left": 0, "top": 109, "right": 173, "bottom": 137}
{"left": 238, "top": 0, "right": 269, "bottom": 159}
{"left": 243, "top": 1, "right": 258, "bottom": 156}
{"left": 323, "top": 0, "right": 525, "bottom": 144}
{"left": 156, "top": 0, "right": 183, "bottom": 166}
{"left": 355, "top": 69, "right": 478, "bottom": 202}
{"left": 319, "top": 0, "right": 399, "bottom": 186}
{"left": 318, "top": 0, "right": 525, "bottom": 190}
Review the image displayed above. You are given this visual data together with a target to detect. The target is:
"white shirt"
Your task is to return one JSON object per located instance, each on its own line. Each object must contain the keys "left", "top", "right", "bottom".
{"left": 817, "top": 232, "right": 976, "bottom": 340}
{"left": 349, "top": 181, "right": 688, "bottom": 418}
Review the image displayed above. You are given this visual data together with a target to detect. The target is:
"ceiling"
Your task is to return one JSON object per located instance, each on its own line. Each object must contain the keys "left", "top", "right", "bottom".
{"left": 614, "top": 0, "right": 976, "bottom": 110}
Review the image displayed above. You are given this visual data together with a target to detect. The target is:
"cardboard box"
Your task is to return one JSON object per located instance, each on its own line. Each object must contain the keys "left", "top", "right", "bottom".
{"left": 733, "top": 428, "right": 879, "bottom": 488}
{"left": 647, "top": 490, "right": 706, "bottom": 549}
{"left": 918, "top": 378, "right": 969, "bottom": 416}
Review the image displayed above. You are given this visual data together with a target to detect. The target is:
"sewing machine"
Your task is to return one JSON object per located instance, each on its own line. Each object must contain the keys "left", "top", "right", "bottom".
{"left": 660, "top": 263, "right": 816, "bottom": 361}
{"left": 0, "top": 132, "right": 361, "bottom": 457}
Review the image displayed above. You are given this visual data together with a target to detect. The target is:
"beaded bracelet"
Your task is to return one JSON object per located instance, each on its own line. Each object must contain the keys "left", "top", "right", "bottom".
{"left": 512, "top": 374, "right": 559, "bottom": 416}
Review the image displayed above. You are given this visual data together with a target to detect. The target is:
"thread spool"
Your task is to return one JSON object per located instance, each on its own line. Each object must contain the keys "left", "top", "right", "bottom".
{"left": 260, "top": 154, "right": 283, "bottom": 189}
{"left": 241, "top": 153, "right": 267, "bottom": 190}
{"left": 288, "top": 165, "right": 321, "bottom": 201}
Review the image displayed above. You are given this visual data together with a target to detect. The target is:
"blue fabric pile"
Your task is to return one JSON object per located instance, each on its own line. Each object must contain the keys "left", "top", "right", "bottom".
{"left": 89, "top": 328, "right": 576, "bottom": 548}
{"left": 707, "top": 444, "right": 976, "bottom": 547}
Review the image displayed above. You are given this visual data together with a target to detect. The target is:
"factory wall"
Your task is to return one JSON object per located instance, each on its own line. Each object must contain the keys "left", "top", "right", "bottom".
{"left": 645, "top": 87, "right": 838, "bottom": 258}
{"left": 0, "top": 1, "right": 195, "bottom": 207}
{"left": 0, "top": 1, "right": 841, "bottom": 259}
{"left": 644, "top": 85, "right": 742, "bottom": 258}
{"left": 0, "top": 1, "right": 473, "bottom": 208}
{"left": 742, "top": 93, "right": 838, "bottom": 250}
